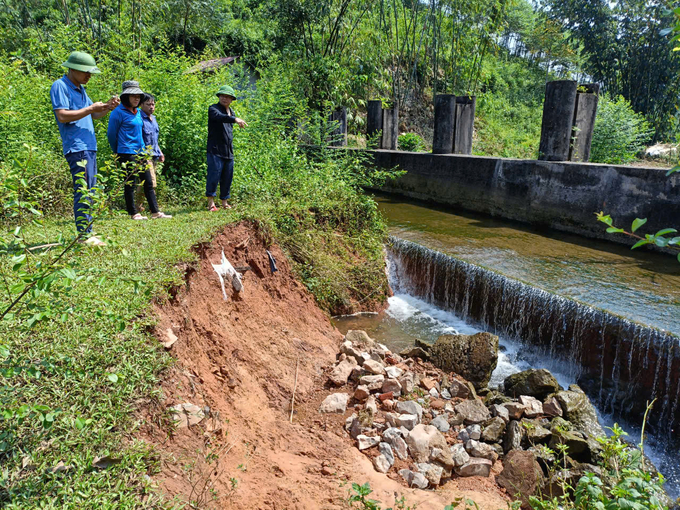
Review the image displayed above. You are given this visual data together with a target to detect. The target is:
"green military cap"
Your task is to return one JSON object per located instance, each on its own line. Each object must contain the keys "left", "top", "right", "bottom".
{"left": 62, "top": 51, "right": 101, "bottom": 74}
{"left": 216, "top": 85, "right": 237, "bottom": 99}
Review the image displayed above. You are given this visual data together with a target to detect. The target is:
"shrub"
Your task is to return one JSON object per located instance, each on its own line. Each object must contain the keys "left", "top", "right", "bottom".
{"left": 590, "top": 95, "right": 653, "bottom": 165}
{"left": 398, "top": 132, "right": 426, "bottom": 152}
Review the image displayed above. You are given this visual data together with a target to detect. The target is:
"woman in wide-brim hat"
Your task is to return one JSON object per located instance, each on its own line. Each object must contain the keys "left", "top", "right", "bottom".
{"left": 107, "top": 80, "right": 171, "bottom": 220}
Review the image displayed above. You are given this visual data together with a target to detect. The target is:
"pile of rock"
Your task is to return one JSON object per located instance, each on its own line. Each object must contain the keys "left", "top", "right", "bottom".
{"left": 319, "top": 330, "right": 619, "bottom": 498}
{"left": 320, "top": 330, "right": 506, "bottom": 489}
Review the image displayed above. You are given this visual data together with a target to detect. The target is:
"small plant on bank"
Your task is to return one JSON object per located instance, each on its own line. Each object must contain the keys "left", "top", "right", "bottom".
{"left": 398, "top": 133, "right": 426, "bottom": 152}
{"left": 347, "top": 483, "right": 416, "bottom": 510}
{"left": 595, "top": 213, "right": 679, "bottom": 263}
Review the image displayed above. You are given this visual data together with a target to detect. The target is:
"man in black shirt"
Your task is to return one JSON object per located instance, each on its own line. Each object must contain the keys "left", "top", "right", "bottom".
{"left": 206, "top": 85, "right": 247, "bottom": 211}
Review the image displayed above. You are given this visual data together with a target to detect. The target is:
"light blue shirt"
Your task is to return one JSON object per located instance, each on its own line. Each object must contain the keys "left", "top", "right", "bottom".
{"left": 50, "top": 75, "right": 97, "bottom": 155}
{"left": 107, "top": 105, "right": 144, "bottom": 154}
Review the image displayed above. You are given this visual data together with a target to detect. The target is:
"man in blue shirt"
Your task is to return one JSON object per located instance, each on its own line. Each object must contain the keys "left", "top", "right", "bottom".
{"left": 50, "top": 51, "right": 119, "bottom": 246}
{"left": 136, "top": 94, "right": 164, "bottom": 208}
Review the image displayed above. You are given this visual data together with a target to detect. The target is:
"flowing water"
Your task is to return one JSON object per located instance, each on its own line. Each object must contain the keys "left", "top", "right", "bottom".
{"left": 333, "top": 193, "right": 680, "bottom": 497}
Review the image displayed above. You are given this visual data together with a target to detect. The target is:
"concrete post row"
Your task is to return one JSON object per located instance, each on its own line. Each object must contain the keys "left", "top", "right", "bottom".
{"left": 569, "top": 84, "right": 600, "bottom": 162}
{"left": 433, "top": 94, "right": 456, "bottom": 154}
{"left": 382, "top": 104, "right": 399, "bottom": 150}
{"left": 328, "top": 106, "right": 347, "bottom": 147}
{"left": 539, "top": 80, "right": 578, "bottom": 161}
{"left": 539, "top": 80, "right": 600, "bottom": 162}
{"left": 433, "top": 94, "right": 476, "bottom": 155}
{"left": 453, "top": 95, "right": 476, "bottom": 155}
{"left": 367, "top": 100, "right": 383, "bottom": 148}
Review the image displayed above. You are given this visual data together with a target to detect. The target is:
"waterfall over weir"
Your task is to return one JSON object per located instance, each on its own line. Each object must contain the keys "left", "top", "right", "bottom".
{"left": 388, "top": 236, "right": 680, "bottom": 435}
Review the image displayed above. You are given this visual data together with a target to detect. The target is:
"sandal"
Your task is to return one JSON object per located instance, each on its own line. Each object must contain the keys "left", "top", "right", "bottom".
{"left": 151, "top": 212, "right": 173, "bottom": 219}
{"left": 83, "top": 235, "right": 107, "bottom": 247}
{"left": 208, "top": 204, "right": 219, "bottom": 212}
{"left": 131, "top": 213, "right": 148, "bottom": 220}
{"left": 222, "top": 203, "right": 232, "bottom": 210}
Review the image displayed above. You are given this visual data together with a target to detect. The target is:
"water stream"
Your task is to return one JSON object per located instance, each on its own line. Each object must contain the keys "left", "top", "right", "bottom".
{"left": 333, "top": 193, "right": 680, "bottom": 498}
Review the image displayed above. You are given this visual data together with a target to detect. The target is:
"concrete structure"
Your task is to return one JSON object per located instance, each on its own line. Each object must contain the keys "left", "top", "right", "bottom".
{"left": 369, "top": 150, "right": 680, "bottom": 246}
{"left": 569, "top": 84, "right": 599, "bottom": 162}
{"left": 539, "top": 80, "right": 578, "bottom": 161}
{"left": 382, "top": 105, "right": 399, "bottom": 150}
{"left": 328, "top": 107, "right": 347, "bottom": 147}
{"left": 367, "top": 100, "right": 383, "bottom": 147}
{"left": 433, "top": 94, "right": 456, "bottom": 154}
{"left": 453, "top": 96, "right": 476, "bottom": 155}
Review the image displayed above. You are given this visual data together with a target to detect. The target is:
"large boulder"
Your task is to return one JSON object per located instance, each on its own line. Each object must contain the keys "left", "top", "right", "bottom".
{"left": 497, "top": 450, "right": 544, "bottom": 509}
{"left": 429, "top": 333, "right": 499, "bottom": 389}
{"left": 554, "top": 386, "right": 605, "bottom": 439}
{"left": 503, "top": 369, "right": 561, "bottom": 400}
{"left": 405, "top": 424, "right": 447, "bottom": 463}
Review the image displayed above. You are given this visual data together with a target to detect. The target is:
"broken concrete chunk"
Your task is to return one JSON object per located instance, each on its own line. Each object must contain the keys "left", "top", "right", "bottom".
{"left": 455, "top": 458, "right": 493, "bottom": 477}
{"left": 169, "top": 403, "right": 205, "bottom": 428}
{"left": 373, "top": 454, "right": 391, "bottom": 473}
{"left": 399, "top": 469, "right": 429, "bottom": 489}
{"left": 357, "top": 435, "right": 381, "bottom": 450}
{"left": 162, "top": 328, "right": 178, "bottom": 349}
{"left": 329, "top": 358, "right": 357, "bottom": 386}
{"left": 319, "top": 393, "right": 350, "bottom": 413}
{"left": 519, "top": 395, "right": 543, "bottom": 418}
{"left": 395, "top": 413, "right": 418, "bottom": 430}
{"left": 363, "top": 359, "right": 386, "bottom": 376}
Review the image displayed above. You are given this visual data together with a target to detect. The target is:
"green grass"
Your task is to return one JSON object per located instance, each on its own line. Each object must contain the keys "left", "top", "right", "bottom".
{"left": 0, "top": 207, "right": 267, "bottom": 509}
{"left": 0, "top": 185, "right": 389, "bottom": 508}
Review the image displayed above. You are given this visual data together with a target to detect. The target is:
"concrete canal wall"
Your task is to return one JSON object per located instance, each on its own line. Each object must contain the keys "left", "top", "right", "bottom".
{"left": 371, "top": 150, "right": 680, "bottom": 246}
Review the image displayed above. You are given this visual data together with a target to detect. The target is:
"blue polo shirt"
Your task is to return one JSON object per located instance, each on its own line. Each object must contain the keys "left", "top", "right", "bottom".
{"left": 50, "top": 75, "right": 97, "bottom": 155}
{"left": 107, "top": 105, "right": 144, "bottom": 154}
{"left": 141, "top": 110, "right": 162, "bottom": 157}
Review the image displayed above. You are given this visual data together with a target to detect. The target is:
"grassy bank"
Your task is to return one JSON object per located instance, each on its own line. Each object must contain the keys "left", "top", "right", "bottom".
{"left": 0, "top": 191, "right": 390, "bottom": 508}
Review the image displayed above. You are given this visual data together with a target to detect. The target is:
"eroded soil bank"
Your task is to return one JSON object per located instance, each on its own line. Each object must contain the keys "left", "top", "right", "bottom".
{"left": 139, "top": 221, "right": 509, "bottom": 509}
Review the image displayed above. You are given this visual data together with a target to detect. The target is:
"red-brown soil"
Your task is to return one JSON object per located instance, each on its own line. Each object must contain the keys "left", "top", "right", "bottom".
{"left": 140, "top": 221, "right": 510, "bottom": 509}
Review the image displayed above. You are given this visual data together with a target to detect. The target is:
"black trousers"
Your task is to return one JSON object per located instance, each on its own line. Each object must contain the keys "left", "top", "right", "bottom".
{"left": 118, "top": 153, "right": 159, "bottom": 216}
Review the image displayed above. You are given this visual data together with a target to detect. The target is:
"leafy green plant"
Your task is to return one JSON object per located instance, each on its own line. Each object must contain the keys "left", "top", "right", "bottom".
{"left": 398, "top": 133, "right": 426, "bottom": 152}
{"left": 596, "top": 213, "right": 679, "bottom": 262}
{"left": 590, "top": 95, "right": 653, "bottom": 165}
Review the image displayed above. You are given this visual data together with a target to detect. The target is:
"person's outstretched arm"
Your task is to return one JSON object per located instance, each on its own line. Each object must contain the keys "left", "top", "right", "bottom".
{"left": 209, "top": 105, "right": 247, "bottom": 128}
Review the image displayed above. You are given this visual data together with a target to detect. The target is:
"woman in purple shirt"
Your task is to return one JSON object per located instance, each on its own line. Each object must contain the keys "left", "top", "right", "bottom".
{"left": 107, "top": 81, "right": 171, "bottom": 220}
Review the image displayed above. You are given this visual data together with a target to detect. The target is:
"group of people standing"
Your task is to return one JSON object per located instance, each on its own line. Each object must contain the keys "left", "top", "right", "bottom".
{"left": 50, "top": 51, "right": 247, "bottom": 247}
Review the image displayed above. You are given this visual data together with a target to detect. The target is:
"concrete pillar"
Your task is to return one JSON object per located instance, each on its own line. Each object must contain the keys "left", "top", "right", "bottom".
{"left": 453, "top": 95, "right": 476, "bottom": 155}
{"left": 328, "top": 106, "right": 347, "bottom": 147}
{"left": 382, "top": 104, "right": 399, "bottom": 150}
{"left": 569, "top": 84, "right": 600, "bottom": 162}
{"left": 367, "top": 100, "right": 383, "bottom": 147}
{"left": 433, "top": 94, "right": 456, "bottom": 154}
{"left": 539, "top": 80, "right": 578, "bottom": 161}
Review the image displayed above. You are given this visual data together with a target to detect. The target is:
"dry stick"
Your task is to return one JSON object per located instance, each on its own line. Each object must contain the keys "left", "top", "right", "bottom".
{"left": 290, "top": 356, "right": 300, "bottom": 423}
{"left": 639, "top": 398, "right": 656, "bottom": 474}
